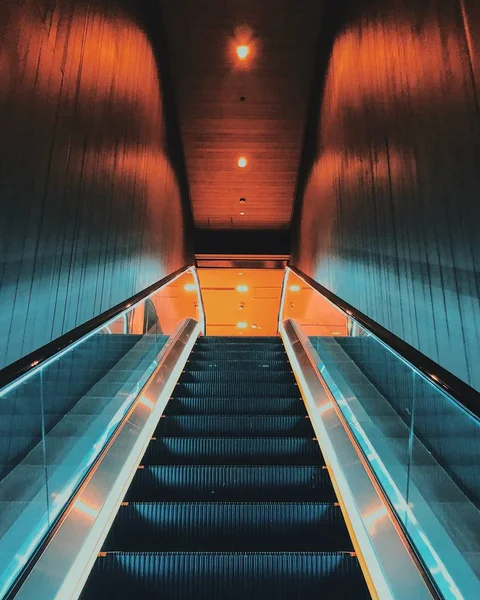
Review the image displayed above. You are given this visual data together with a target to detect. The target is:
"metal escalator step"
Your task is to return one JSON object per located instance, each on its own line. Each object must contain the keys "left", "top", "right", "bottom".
{"left": 179, "top": 370, "right": 294, "bottom": 384}
{"left": 195, "top": 342, "right": 283, "bottom": 348}
{"left": 126, "top": 466, "right": 335, "bottom": 501}
{"left": 186, "top": 360, "right": 290, "bottom": 371}
{"left": 164, "top": 397, "right": 306, "bottom": 415}
{"left": 173, "top": 382, "right": 299, "bottom": 398}
{"left": 190, "top": 348, "right": 286, "bottom": 362}
{"left": 82, "top": 551, "right": 369, "bottom": 599}
{"left": 103, "top": 502, "right": 350, "bottom": 551}
{"left": 195, "top": 336, "right": 282, "bottom": 344}
{"left": 155, "top": 416, "right": 313, "bottom": 437}
{"left": 142, "top": 437, "right": 322, "bottom": 465}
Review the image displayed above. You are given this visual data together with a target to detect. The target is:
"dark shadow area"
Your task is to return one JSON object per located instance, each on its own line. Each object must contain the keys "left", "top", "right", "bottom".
{"left": 195, "top": 229, "right": 290, "bottom": 256}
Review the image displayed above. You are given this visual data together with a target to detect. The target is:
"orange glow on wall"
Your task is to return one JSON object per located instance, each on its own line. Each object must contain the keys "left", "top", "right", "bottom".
{"left": 237, "top": 157, "right": 247, "bottom": 168}
{"left": 281, "top": 271, "right": 348, "bottom": 337}
{"left": 198, "top": 269, "right": 284, "bottom": 336}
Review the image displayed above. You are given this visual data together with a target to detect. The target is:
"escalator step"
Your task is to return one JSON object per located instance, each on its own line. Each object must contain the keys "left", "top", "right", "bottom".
{"left": 190, "top": 351, "right": 286, "bottom": 361}
{"left": 142, "top": 437, "right": 322, "bottom": 465}
{"left": 82, "top": 552, "right": 369, "bottom": 599}
{"left": 179, "top": 371, "right": 294, "bottom": 384}
{"left": 126, "top": 466, "right": 335, "bottom": 501}
{"left": 155, "top": 416, "right": 313, "bottom": 437}
{"left": 103, "top": 502, "right": 350, "bottom": 551}
{"left": 186, "top": 360, "right": 290, "bottom": 371}
{"left": 174, "top": 382, "right": 299, "bottom": 398}
{"left": 195, "top": 337, "right": 282, "bottom": 345}
{"left": 164, "top": 397, "right": 306, "bottom": 415}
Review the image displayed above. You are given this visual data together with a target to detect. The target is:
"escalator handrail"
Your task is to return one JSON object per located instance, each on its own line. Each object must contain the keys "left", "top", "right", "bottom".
{"left": 287, "top": 266, "right": 480, "bottom": 420}
{"left": 0, "top": 263, "right": 195, "bottom": 392}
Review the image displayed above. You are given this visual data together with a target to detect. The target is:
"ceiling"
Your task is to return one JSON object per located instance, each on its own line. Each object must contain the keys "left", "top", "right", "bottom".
{"left": 198, "top": 268, "right": 284, "bottom": 336}
{"left": 159, "top": 0, "right": 325, "bottom": 230}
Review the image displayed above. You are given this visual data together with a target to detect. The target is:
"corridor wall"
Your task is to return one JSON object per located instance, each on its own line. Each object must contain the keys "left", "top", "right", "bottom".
{"left": 0, "top": 0, "right": 193, "bottom": 369}
{"left": 292, "top": 0, "right": 480, "bottom": 390}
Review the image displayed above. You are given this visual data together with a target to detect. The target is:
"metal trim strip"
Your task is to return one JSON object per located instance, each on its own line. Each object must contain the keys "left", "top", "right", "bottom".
{"left": 280, "top": 317, "right": 436, "bottom": 600}
{"left": 0, "top": 264, "right": 197, "bottom": 394}
{"left": 287, "top": 266, "right": 480, "bottom": 420}
{"left": 12, "top": 318, "right": 200, "bottom": 600}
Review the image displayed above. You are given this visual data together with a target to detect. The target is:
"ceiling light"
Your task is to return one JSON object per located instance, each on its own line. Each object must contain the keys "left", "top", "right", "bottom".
{"left": 236, "top": 284, "right": 248, "bottom": 292}
{"left": 237, "top": 157, "right": 247, "bottom": 168}
{"left": 331, "top": 331, "right": 341, "bottom": 335}
{"left": 184, "top": 283, "right": 196, "bottom": 291}
{"left": 240, "top": 211, "right": 245, "bottom": 215}
{"left": 237, "top": 321, "right": 248, "bottom": 329}
{"left": 236, "top": 45, "right": 249, "bottom": 60}
{"left": 289, "top": 285, "right": 300, "bottom": 292}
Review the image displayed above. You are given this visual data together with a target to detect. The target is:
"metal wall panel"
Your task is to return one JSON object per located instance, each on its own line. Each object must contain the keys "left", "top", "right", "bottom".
{"left": 291, "top": 0, "right": 480, "bottom": 390}
{"left": 0, "top": 0, "right": 192, "bottom": 369}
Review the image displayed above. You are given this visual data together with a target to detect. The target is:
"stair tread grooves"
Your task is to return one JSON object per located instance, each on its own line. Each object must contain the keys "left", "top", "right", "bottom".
{"left": 83, "top": 552, "right": 370, "bottom": 599}
{"left": 103, "top": 501, "right": 350, "bottom": 551}
{"left": 155, "top": 415, "right": 314, "bottom": 438}
{"left": 164, "top": 398, "right": 306, "bottom": 416}
{"left": 126, "top": 465, "right": 335, "bottom": 501}
{"left": 142, "top": 437, "right": 322, "bottom": 465}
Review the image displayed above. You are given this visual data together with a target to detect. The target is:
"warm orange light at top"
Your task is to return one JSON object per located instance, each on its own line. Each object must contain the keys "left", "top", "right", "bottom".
{"left": 238, "top": 157, "right": 247, "bottom": 168}
{"left": 236, "top": 284, "right": 249, "bottom": 292}
{"left": 289, "top": 285, "right": 301, "bottom": 292}
{"left": 237, "top": 321, "right": 248, "bottom": 329}
{"left": 184, "top": 283, "right": 196, "bottom": 291}
{"left": 236, "top": 45, "right": 249, "bottom": 60}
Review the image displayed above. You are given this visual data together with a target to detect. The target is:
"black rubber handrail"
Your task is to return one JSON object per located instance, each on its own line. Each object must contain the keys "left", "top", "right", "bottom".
{"left": 0, "top": 264, "right": 194, "bottom": 391}
{"left": 289, "top": 266, "right": 480, "bottom": 419}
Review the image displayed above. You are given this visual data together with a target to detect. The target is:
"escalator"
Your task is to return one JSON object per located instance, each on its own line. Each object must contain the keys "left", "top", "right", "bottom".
{"left": 81, "top": 336, "right": 370, "bottom": 599}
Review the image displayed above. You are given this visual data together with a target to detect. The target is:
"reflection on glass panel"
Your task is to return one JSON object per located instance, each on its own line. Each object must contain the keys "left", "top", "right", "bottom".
{"left": 281, "top": 267, "right": 480, "bottom": 598}
{"left": 0, "top": 266, "right": 202, "bottom": 597}
{"left": 282, "top": 270, "right": 348, "bottom": 336}
{"left": 0, "top": 376, "right": 48, "bottom": 598}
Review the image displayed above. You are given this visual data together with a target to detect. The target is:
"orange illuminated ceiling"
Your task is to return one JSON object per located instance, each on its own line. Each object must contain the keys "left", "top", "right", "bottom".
{"left": 198, "top": 269, "right": 284, "bottom": 336}
{"left": 159, "top": 0, "right": 325, "bottom": 230}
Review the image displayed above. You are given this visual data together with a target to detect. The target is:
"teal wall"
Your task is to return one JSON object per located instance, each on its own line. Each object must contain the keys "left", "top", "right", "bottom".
{"left": 292, "top": 0, "right": 480, "bottom": 390}
{"left": 0, "top": 0, "right": 192, "bottom": 369}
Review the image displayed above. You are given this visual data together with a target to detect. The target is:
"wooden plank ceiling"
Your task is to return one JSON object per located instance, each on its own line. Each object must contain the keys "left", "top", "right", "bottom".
{"left": 159, "top": 0, "right": 325, "bottom": 230}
